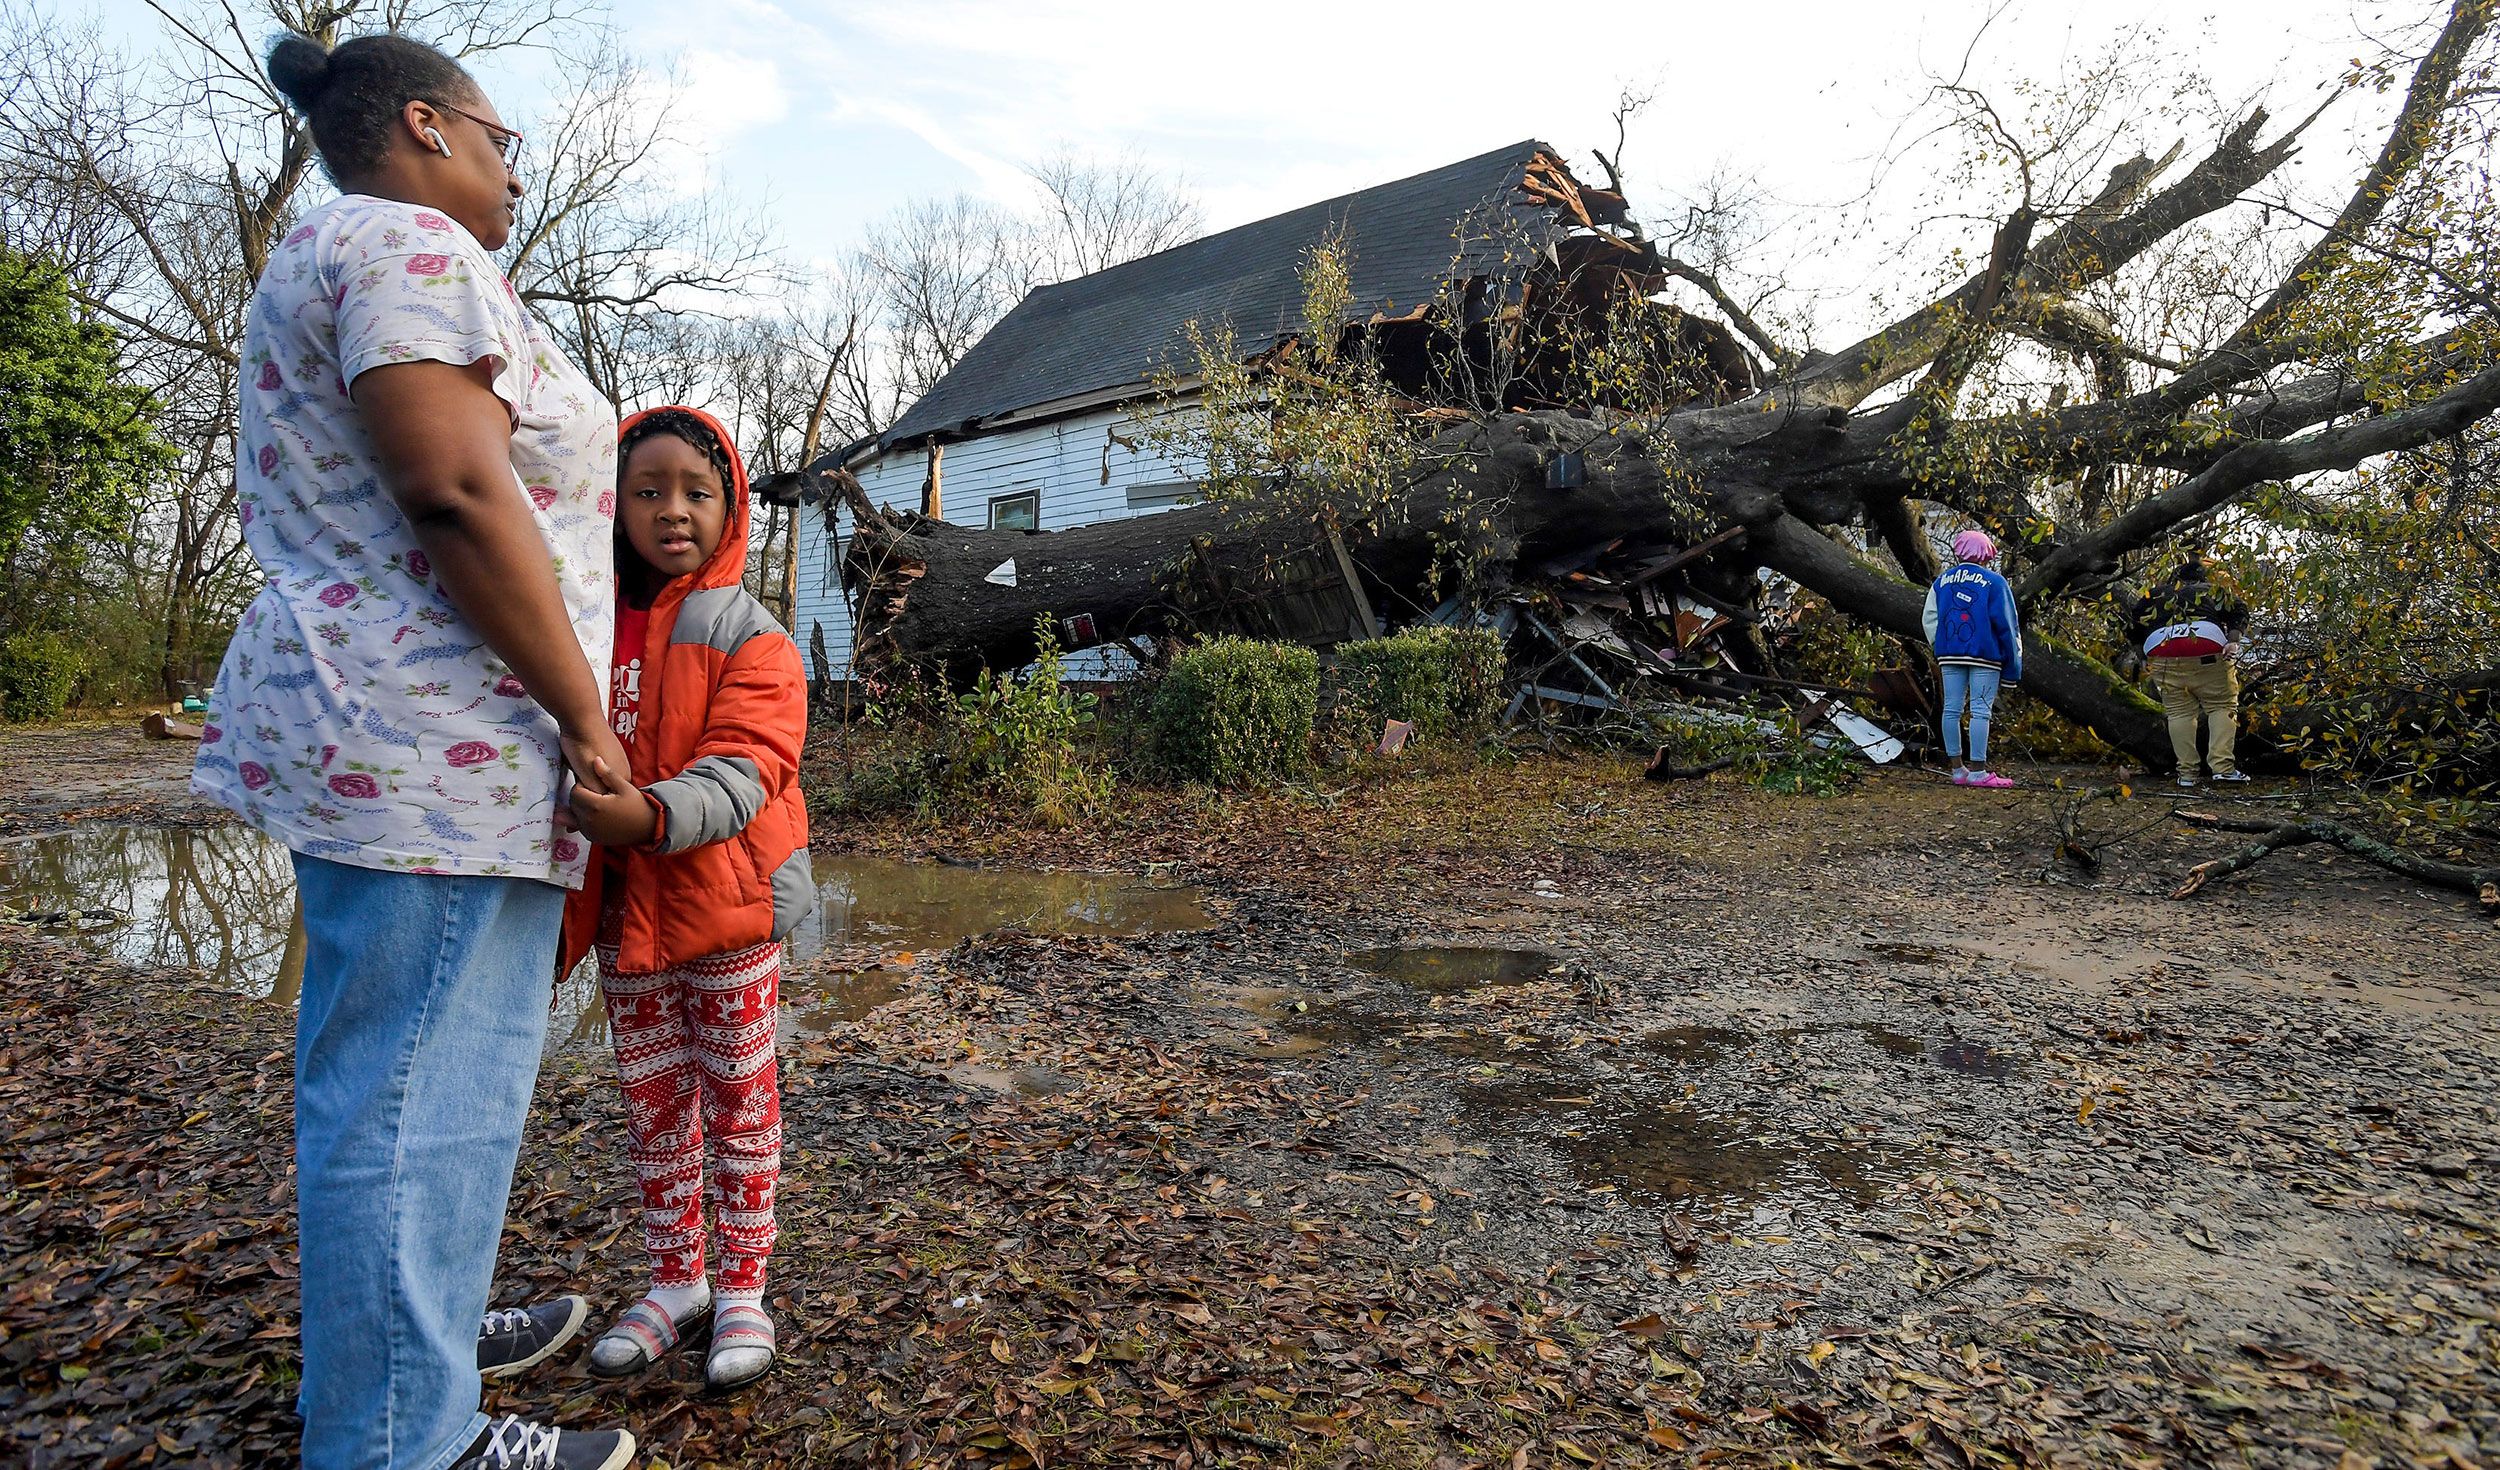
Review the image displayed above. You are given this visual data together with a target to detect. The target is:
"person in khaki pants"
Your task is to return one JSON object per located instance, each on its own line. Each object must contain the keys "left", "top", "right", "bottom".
{"left": 2127, "top": 553, "right": 2251, "bottom": 787}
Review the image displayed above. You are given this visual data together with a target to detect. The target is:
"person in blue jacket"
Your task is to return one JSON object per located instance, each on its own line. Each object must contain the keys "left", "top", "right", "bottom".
{"left": 1923, "top": 529, "right": 2024, "bottom": 789}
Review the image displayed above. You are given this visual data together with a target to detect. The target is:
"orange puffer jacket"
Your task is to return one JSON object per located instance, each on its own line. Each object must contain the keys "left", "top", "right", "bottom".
{"left": 559, "top": 405, "right": 814, "bottom": 977}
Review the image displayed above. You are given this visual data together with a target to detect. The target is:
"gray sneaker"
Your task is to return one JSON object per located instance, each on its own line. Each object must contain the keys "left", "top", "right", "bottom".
{"left": 2210, "top": 770, "right": 2251, "bottom": 783}
{"left": 478, "top": 1295, "right": 590, "bottom": 1380}
{"left": 2176, "top": 774, "right": 2198, "bottom": 789}
{"left": 451, "top": 1415, "right": 634, "bottom": 1470}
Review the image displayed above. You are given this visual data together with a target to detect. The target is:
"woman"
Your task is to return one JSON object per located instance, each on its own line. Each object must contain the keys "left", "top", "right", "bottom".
{"left": 195, "top": 30, "right": 635, "bottom": 1470}
{"left": 1921, "top": 529, "right": 2023, "bottom": 789}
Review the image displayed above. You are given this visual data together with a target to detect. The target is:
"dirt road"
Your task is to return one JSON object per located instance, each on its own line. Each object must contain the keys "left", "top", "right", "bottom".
{"left": 3, "top": 727, "right": 2493, "bottom": 1468}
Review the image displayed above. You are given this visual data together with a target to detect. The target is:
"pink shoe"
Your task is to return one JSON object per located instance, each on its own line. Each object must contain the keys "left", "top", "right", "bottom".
{"left": 1949, "top": 768, "right": 1971, "bottom": 785}
{"left": 1968, "top": 771, "right": 2016, "bottom": 789}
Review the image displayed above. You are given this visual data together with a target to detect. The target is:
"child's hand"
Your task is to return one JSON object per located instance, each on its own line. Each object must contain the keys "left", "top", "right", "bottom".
{"left": 569, "top": 756, "right": 660, "bottom": 847}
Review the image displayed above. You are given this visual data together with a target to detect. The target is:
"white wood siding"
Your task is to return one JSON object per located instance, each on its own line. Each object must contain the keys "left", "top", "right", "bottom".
{"left": 791, "top": 401, "right": 1205, "bottom": 683}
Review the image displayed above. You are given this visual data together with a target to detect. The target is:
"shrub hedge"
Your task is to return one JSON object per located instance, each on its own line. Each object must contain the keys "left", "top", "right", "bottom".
{"left": 1326, "top": 626, "right": 1505, "bottom": 745}
{"left": 0, "top": 631, "right": 82, "bottom": 722}
{"left": 1148, "top": 637, "right": 1320, "bottom": 786}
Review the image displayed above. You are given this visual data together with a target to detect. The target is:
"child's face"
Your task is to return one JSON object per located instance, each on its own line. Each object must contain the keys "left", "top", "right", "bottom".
{"left": 620, "top": 432, "right": 728, "bottom": 580}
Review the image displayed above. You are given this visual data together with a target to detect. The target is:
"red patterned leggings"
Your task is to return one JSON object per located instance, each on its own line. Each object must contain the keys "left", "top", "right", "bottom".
{"left": 597, "top": 939, "right": 782, "bottom": 1293}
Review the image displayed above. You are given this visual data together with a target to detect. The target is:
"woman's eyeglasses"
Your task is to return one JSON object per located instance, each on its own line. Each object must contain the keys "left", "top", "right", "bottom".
{"left": 430, "top": 101, "right": 523, "bottom": 170}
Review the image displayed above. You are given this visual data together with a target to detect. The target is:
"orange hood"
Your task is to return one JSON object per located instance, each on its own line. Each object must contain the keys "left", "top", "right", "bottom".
{"left": 617, "top": 403, "right": 752, "bottom": 597}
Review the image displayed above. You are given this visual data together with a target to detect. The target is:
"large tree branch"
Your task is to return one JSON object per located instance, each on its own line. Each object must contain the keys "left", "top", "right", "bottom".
{"left": 1772, "top": 111, "right": 2308, "bottom": 410}
{"left": 2023, "top": 360, "right": 2500, "bottom": 597}
{"left": 2143, "top": 0, "right": 2496, "bottom": 414}
{"left": 1659, "top": 255, "right": 1796, "bottom": 371}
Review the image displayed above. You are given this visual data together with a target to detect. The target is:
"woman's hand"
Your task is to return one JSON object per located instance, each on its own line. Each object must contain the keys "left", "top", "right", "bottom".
{"left": 570, "top": 757, "right": 660, "bottom": 847}
{"left": 562, "top": 723, "right": 634, "bottom": 802}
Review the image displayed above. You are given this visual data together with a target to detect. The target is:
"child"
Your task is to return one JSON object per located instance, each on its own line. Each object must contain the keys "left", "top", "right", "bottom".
{"left": 1922, "top": 529, "right": 2023, "bottom": 790}
{"left": 562, "top": 406, "right": 814, "bottom": 1391}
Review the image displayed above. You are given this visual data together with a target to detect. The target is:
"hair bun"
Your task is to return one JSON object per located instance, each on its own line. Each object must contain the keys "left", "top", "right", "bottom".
{"left": 265, "top": 33, "right": 334, "bottom": 113}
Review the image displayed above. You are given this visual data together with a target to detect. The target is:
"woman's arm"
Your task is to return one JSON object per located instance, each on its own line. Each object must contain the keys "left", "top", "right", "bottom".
{"left": 354, "top": 357, "right": 629, "bottom": 793}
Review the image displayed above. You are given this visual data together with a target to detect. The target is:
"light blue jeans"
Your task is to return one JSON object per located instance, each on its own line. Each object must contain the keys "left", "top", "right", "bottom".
{"left": 291, "top": 854, "right": 565, "bottom": 1470}
{"left": 1939, "top": 664, "right": 2003, "bottom": 765}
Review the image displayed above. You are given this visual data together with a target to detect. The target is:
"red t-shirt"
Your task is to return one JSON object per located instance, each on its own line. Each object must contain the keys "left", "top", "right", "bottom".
{"left": 610, "top": 602, "right": 649, "bottom": 748}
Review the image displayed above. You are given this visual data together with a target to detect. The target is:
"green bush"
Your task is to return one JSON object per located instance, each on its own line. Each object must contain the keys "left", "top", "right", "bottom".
{"left": 1326, "top": 626, "right": 1505, "bottom": 745}
{"left": 0, "top": 631, "right": 82, "bottom": 722}
{"left": 942, "top": 622, "right": 1111, "bottom": 824}
{"left": 1148, "top": 637, "right": 1320, "bottom": 786}
{"left": 1647, "top": 701, "right": 1856, "bottom": 796}
{"left": 811, "top": 621, "right": 1112, "bottom": 826}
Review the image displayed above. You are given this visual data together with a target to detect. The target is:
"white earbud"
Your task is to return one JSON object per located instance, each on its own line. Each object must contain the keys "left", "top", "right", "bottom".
{"left": 424, "top": 128, "right": 452, "bottom": 158}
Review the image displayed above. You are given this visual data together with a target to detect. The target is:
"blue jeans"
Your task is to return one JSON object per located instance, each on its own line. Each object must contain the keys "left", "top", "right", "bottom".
{"left": 291, "top": 854, "right": 564, "bottom": 1470}
{"left": 1939, "top": 664, "right": 2002, "bottom": 765}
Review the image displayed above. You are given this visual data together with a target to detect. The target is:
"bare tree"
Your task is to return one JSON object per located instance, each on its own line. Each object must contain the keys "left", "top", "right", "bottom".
{"left": 1015, "top": 148, "right": 1202, "bottom": 287}
{"left": 0, "top": 0, "right": 786, "bottom": 695}
{"left": 505, "top": 37, "right": 782, "bottom": 412}
{"left": 0, "top": 0, "right": 598, "bottom": 695}
{"left": 856, "top": 154, "right": 1204, "bottom": 414}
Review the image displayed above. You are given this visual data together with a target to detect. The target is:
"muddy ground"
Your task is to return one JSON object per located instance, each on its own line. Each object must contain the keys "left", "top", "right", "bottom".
{"left": 3, "top": 725, "right": 2496, "bottom": 1469}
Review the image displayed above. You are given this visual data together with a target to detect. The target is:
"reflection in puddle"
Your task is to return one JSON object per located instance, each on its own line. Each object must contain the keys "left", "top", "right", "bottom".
{"left": 1348, "top": 944, "right": 1560, "bottom": 994}
{"left": 1, "top": 824, "right": 303, "bottom": 1002}
{"left": 1461, "top": 1077, "right": 1896, "bottom": 1212}
{"left": 789, "top": 971, "right": 909, "bottom": 1035}
{"left": 1926, "top": 1038, "right": 2021, "bottom": 1078}
{"left": 9, "top": 825, "right": 1208, "bottom": 1051}
{"left": 788, "top": 855, "right": 1211, "bottom": 965}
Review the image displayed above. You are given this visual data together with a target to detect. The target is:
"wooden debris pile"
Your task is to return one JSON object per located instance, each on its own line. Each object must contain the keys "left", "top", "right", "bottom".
{"left": 1428, "top": 527, "right": 1920, "bottom": 768}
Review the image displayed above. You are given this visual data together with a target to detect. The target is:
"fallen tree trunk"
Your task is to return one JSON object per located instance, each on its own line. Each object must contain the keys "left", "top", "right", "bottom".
{"left": 837, "top": 411, "right": 2182, "bottom": 764}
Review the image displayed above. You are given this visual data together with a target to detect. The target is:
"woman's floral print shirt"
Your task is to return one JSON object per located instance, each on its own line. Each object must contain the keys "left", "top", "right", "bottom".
{"left": 195, "top": 195, "right": 618, "bottom": 887}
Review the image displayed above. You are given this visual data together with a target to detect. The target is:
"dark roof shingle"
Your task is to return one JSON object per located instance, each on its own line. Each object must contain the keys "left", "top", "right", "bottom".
{"left": 879, "top": 140, "right": 1560, "bottom": 448}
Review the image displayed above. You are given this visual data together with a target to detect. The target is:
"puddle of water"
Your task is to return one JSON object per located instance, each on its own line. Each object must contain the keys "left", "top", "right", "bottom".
{"left": 1, "top": 825, "right": 304, "bottom": 1002}
{"left": 1926, "top": 1038, "right": 2022, "bottom": 1078}
{"left": 1641, "top": 1025, "right": 1750, "bottom": 1066}
{"left": 1348, "top": 944, "right": 1561, "bottom": 994}
{"left": 788, "top": 855, "right": 1210, "bottom": 965}
{"left": 1462, "top": 1077, "right": 1900, "bottom": 1213}
{"left": 8, "top": 825, "right": 1208, "bottom": 1049}
{"left": 1851, "top": 1025, "right": 1930, "bottom": 1060}
{"left": 1837, "top": 1024, "right": 2022, "bottom": 1078}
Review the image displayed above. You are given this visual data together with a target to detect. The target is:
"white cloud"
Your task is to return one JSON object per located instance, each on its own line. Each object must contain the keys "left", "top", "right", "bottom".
{"left": 671, "top": 50, "right": 792, "bottom": 157}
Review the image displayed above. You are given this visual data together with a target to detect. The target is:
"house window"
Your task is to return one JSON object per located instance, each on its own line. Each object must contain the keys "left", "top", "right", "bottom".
{"left": 1125, "top": 481, "right": 1198, "bottom": 514}
{"left": 988, "top": 490, "right": 1040, "bottom": 531}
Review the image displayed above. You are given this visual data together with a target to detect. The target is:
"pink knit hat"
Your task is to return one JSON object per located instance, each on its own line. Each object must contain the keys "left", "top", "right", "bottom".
{"left": 1952, "top": 529, "right": 1998, "bottom": 564}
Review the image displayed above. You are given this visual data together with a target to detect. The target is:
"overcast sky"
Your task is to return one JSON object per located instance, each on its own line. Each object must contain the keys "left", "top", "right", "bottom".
{"left": 84, "top": 0, "right": 2434, "bottom": 340}
{"left": 587, "top": 0, "right": 2415, "bottom": 332}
